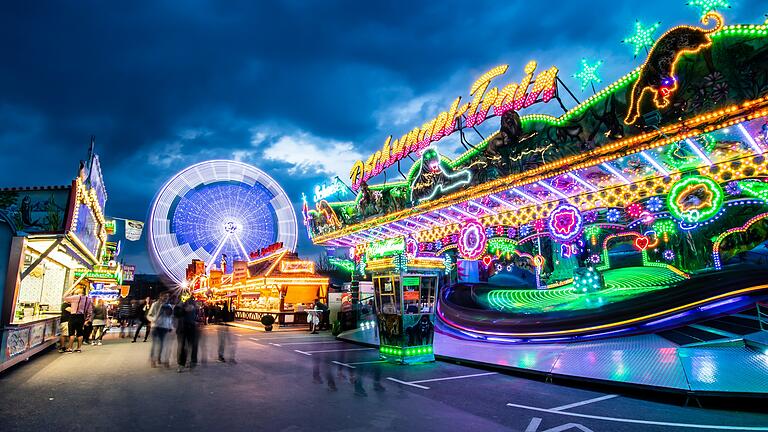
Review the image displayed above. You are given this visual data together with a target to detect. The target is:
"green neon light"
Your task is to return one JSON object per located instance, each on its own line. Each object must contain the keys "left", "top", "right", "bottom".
{"left": 487, "top": 238, "right": 517, "bottom": 256}
{"left": 379, "top": 344, "right": 433, "bottom": 357}
{"left": 573, "top": 59, "right": 603, "bottom": 91}
{"left": 485, "top": 267, "right": 684, "bottom": 313}
{"left": 367, "top": 237, "right": 405, "bottom": 259}
{"left": 623, "top": 21, "right": 660, "bottom": 57}
{"left": 402, "top": 276, "right": 420, "bottom": 286}
{"left": 328, "top": 257, "right": 355, "bottom": 273}
{"left": 688, "top": 0, "right": 730, "bottom": 17}
{"left": 739, "top": 180, "right": 768, "bottom": 202}
{"left": 73, "top": 270, "right": 120, "bottom": 280}
{"left": 653, "top": 219, "right": 677, "bottom": 235}
{"left": 667, "top": 175, "right": 724, "bottom": 223}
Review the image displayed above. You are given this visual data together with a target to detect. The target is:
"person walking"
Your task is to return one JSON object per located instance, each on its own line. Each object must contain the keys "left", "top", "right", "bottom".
{"left": 174, "top": 297, "right": 200, "bottom": 372}
{"left": 148, "top": 292, "right": 174, "bottom": 367}
{"left": 133, "top": 297, "right": 151, "bottom": 343}
{"left": 90, "top": 299, "right": 107, "bottom": 346}
{"left": 118, "top": 299, "right": 132, "bottom": 338}
{"left": 63, "top": 287, "right": 93, "bottom": 353}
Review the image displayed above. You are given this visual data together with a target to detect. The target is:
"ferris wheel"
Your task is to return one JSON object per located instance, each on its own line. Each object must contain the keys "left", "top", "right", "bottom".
{"left": 148, "top": 160, "right": 297, "bottom": 284}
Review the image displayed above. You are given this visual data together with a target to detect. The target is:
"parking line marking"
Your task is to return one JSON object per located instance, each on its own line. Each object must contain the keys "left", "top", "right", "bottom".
{"left": 506, "top": 403, "right": 768, "bottom": 430}
{"left": 269, "top": 341, "right": 345, "bottom": 347}
{"left": 331, "top": 361, "right": 354, "bottom": 369}
{"left": 294, "top": 350, "right": 312, "bottom": 356}
{"left": 409, "top": 372, "right": 497, "bottom": 384}
{"left": 347, "top": 360, "right": 387, "bottom": 365}
{"left": 551, "top": 394, "right": 619, "bottom": 411}
{"left": 305, "top": 348, "right": 374, "bottom": 354}
{"left": 386, "top": 378, "right": 430, "bottom": 389}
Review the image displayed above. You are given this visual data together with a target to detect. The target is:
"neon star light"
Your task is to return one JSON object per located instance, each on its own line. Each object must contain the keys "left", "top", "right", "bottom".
{"left": 459, "top": 220, "right": 487, "bottom": 260}
{"left": 548, "top": 204, "right": 583, "bottom": 242}
{"left": 688, "top": 0, "right": 730, "bottom": 18}
{"left": 623, "top": 21, "right": 661, "bottom": 57}
{"left": 667, "top": 176, "right": 724, "bottom": 224}
{"left": 573, "top": 59, "right": 603, "bottom": 92}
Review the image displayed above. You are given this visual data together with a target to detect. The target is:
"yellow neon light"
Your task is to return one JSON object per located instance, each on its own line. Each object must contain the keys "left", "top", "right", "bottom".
{"left": 313, "top": 96, "right": 768, "bottom": 245}
{"left": 625, "top": 12, "right": 723, "bottom": 125}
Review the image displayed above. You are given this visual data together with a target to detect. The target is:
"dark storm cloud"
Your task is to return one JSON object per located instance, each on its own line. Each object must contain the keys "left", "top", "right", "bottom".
{"left": 0, "top": 0, "right": 764, "bottom": 272}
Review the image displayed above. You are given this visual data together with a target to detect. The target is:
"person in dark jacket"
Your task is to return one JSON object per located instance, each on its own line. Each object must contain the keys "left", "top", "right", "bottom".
{"left": 133, "top": 297, "right": 151, "bottom": 342}
{"left": 174, "top": 298, "right": 200, "bottom": 372}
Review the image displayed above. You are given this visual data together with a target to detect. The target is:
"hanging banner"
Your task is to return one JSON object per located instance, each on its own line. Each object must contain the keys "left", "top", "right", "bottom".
{"left": 125, "top": 220, "right": 144, "bottom": 241}
{"left": 122, "top": 265, "right": 136, "bottom": 282}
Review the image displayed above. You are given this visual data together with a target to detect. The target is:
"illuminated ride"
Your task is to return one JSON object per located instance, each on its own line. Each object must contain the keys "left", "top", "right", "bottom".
{"left": 148, "top": 160, "right": 297, "bottom": 284}
{"left": 306, "top": 13, "right": 768, "bottom": 345}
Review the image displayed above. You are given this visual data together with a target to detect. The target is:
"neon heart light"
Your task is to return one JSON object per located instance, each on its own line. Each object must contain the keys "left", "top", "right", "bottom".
{"left": 482, "top": 255, "right": 493, "bottom": 267}
{"left": 634, "top": 236, "right": 649, "bottom": 251}
{"left": 548, "top": 203, "right": 583, "bottom": 242}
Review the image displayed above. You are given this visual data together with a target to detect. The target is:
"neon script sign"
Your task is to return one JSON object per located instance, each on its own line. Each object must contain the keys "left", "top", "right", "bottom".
{"left": 349, "top": 61, "right": 559, "bottom": 190}
{"left": 313, "top": 177, "right": 347, "bottom": 203}
{"left": 367, "top": 237, "right": 405, "bottom": 259}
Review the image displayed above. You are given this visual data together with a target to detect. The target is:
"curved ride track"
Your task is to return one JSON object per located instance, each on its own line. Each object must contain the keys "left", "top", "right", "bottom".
{"left": 436, "top": 266, "right": 768, "bottom": 342}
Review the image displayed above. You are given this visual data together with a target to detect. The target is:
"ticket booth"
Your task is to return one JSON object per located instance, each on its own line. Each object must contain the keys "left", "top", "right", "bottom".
{"left": 369, "top": 256, "right": 443, "bottom": 364}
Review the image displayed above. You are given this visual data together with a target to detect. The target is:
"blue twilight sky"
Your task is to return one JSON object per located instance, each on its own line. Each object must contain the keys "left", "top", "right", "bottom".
{"left": 0, "top": 1, "right": 764, "bottom": 273}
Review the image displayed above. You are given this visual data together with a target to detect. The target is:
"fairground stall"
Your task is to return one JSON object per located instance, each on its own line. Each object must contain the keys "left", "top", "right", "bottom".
{"left": 0, "top": 146, "right": 108, "bottom": 371}
{"left": 188, "top": 244, "right": 329, "bottom": 328}
{"left": 305, "top": 11, "right": 768, "bottom": 359}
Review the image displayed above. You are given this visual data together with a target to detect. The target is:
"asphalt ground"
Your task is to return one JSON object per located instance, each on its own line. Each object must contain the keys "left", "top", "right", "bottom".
{"left": 1, "top": 325, "right": 767, "bottom": 432}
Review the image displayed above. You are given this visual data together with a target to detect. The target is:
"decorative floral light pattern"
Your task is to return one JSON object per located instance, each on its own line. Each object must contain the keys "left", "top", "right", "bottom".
{"left": 606, "top": 208, "right": 622, "bottom": 223}
{"left": 667, "top": 175, "right": 724, "bottom": 223}
{"left": 647, "top": 196, "right": 664, "bottom": 212}
{"left": 459, "top": 220, "right": 487, "bottom": 260}
{"left": 548, "top": 204, "right": 584, "bottom": 242}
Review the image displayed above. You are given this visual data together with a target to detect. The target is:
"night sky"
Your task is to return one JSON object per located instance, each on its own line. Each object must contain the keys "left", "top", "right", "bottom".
{"left": 0, "top": 1, "right": 763, "bottom": 273}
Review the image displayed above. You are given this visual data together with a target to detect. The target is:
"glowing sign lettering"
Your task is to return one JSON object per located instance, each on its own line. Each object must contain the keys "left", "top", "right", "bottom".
{"left": 367, "top": 237, "right": 405, "bottom": 259}
{"left": 350, "top": 61, "right": 559, "bottom": 190}
{"left": 312, "top": 177, "right": 347, "bottom": 203}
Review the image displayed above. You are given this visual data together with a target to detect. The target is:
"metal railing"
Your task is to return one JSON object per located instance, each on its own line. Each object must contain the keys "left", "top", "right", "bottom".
{"left": 758, "top": 302, "right": 768, "bottom": 332}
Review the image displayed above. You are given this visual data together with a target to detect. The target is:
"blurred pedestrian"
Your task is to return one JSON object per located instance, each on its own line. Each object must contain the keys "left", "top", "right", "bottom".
{"left": 217, "top": 305, "right": 237, "bottom": 363}
{"left": 148, "top": 292, "right": 174, "bottom": 367}
{"left": 90, "top": 299, "right": 107, "bottom": 346}
{"left": 133, "top": 297, "right": 151, "bottom": 343}
{"left": 63, "top": 287, "right": 93, "bottom": 353}
{"left": 174, "top": 297, "right": 200, "bottom": 372}
{"left": 58, "top": 301, "right": 71, "bottom": 353}
{"left": 118, "top": 299, "right": 133, "bottom": 338}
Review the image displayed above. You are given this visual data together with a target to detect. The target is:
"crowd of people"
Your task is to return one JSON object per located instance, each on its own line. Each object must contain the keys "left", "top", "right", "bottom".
{"left": 58, "top": 289, "right": 238, "bottom": 372}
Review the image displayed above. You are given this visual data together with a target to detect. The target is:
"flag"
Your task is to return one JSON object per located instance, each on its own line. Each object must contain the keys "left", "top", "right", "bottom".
{"left": 122, "top": 265, "right": 135, "bottom": 282}
{"left": 125, "top": 220, "right": 144, "bottom": 241}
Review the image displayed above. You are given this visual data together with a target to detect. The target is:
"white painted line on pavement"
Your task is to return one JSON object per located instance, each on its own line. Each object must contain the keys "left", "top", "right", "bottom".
{"left": 409, "top": 372, "right": 497, "bottom": 384}
{"left": 551, "top": 394, "right": 619, "bottom": 411}
{"left": 385, "top": 372, "right": 497, "bottom": 390}
{"left": 269, "top": 341, "right": 345, "bottom": 347}
{"left": 347, "top": 360, "right": 387, "bottom": 365}
{"left": 506, "top": 403, "right": 768, "bottom": 430}
{"left": 304, "top": 348, "right": 374, "bottom": 354}
{"left": 386, "top": 377, "right": 430, "bottom": 389}
{"left": 331, "top": 361, "right": 354, "bottom": 369}
{"left": 294, "top": 350, "right": 312, "bottom": 356}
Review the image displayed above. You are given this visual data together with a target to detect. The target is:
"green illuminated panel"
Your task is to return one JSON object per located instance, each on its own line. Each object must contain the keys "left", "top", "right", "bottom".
{"left": 483, "top": 267, "right": 685, "bottom": 313}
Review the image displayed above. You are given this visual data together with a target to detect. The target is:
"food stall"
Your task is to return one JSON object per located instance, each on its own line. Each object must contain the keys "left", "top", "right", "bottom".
{"left": 0, "top": 148, "right": 108, "bottom": 371}
{"left": 212, "top": 248, "right": 329, "bottom": 327}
